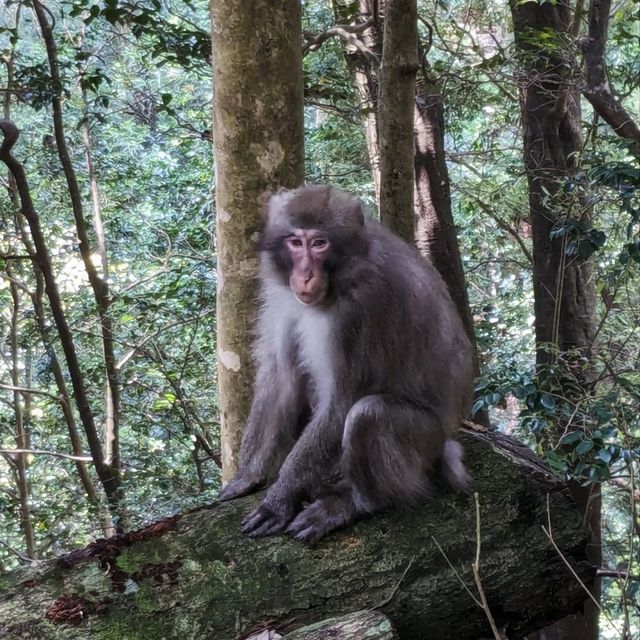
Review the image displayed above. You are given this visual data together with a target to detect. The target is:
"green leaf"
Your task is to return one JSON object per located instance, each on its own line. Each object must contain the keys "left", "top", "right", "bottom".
{"left": 540, "top": 394, "right": 556, "bottom": 411}
{"left": 471, "top": 399, "right": 486, "bottom": 417}
{"left": 559, "top": 431, "right": 582, "bottom": 445}
{"left": 575, "top": 440, "right": 595, "bottom": 455}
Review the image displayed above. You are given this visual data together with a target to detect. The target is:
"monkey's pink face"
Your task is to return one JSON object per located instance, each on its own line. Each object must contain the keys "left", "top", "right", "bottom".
{"left": 286, "top": 229, "right": 330, "bottom": 305}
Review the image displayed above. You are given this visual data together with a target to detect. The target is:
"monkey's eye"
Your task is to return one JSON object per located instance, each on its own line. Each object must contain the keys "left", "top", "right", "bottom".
{"left": 311, "top": 238, "right": 328, "bottom": 249}
{"left": 287, "top": 237, "right": 304, "bottom": 248}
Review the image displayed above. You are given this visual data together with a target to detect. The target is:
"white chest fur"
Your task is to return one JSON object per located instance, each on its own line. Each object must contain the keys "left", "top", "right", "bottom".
{"left": 262, "top": 282, "right": 335, "bottom": 403}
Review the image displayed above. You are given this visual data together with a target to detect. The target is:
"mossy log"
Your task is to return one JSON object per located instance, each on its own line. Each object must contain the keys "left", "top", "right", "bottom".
{"left": 0, "top": 428, "right": 594, "bottom": 640}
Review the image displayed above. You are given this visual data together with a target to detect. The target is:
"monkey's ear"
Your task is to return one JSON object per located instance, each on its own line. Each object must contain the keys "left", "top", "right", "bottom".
{"left": 261, "top": 187, "right": 296, "bottom": 221}
{"left": 328, "top": 187, "right": 365, "bottom": 227}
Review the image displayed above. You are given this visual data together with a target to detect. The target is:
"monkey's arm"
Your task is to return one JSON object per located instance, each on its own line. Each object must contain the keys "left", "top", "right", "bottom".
{"left": 241, "top": 404, "right": 346, "bottom": 536}
{"left": 219, "top": 360, "right": 305, "bottom": 501}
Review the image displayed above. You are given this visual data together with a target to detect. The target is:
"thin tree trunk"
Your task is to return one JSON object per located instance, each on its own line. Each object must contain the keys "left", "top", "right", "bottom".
{"left": 377, "top": 0, "right": 418, "bottom": 242}
{"left": 33, "top": 0, "right": 122, "bottom": 479}
{"left": 79, "top": 82, "right": 118, "bottom": 467}
{"left": 9, "top": 274, "right": 36, "bottom": 558}
{"left": 2, "top": 1, "right": 34, "bottom": 558}
{"left": 33, "top": 272, "right": 98, "bottom": 505}
{"left": 333, "top": 0, "right": 383, "bottom": 201}
{"left": 510, "top": 0, "right": 600, "bottom": 637}
{"left": 211, "top": 0, "right": 304, "bottom": 480}
{"left": 413, "top": 78, "right": 490, "bottom": 427}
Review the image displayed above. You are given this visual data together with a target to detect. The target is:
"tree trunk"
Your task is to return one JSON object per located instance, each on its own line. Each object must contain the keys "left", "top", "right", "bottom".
{"left": 509, "top": 1, "right": 600, "bottom": 637}
{"left": 378, "top": 0, "right": 418, "bottom": 242}
{"left": 414, "top": 82, "right": 473, "bottom": 345}
{"left": 211, "top": 0, "right": 305, "bottom": 481}
{"left": 79, "top": 80, "right": 118, "bottom": 469}
{"left": 0, "top": 429, "right": 594, "bottom": 640}
{"left": 8, "top": 276, "right": 36, "bottom": 559}
{"left": 333, "top": 0, "right": 383, "bottom": 201}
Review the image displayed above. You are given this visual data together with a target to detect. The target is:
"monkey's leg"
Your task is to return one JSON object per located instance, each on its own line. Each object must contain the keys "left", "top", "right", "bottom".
{"left": 240, "top": 404, "right": 347, "bottom": 537}
{"left": 287, "top": 394, "right": 463, "bottom": 543}
{"left": 218, "top": 364, "right": 306, "bottom": 502}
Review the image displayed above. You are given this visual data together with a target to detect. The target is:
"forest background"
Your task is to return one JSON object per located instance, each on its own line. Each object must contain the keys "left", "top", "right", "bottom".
{"left": 0, "top": 0, "right": 638, "bottom": 636}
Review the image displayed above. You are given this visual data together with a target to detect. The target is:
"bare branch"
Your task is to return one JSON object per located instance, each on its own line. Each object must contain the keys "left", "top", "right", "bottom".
{"left": 580, "top": 0, "right": 640, "bottom": 157}
{"left": 0, "top": 449, "right": 93, "bottom": 462}
{"left": 0, "top": 382, "right": 63, "bottom": 404}
{"left": 472, "top": 493, "right": 504, "bottom": 640}
{"left": 303, "top": 18, "right": 375, "bottom": 58}
{"left": 0, "top": 538, "right": 35, "bottom": 564}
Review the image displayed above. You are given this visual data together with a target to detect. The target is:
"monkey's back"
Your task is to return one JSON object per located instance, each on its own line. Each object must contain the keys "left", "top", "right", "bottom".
{"left": 341, "top": 218, "right": 474, "bottom": 434}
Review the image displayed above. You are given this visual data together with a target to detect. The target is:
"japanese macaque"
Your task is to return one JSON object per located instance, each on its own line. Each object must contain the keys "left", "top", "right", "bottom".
{"left": 218, "top": 184, "right": 473, "bottom": 543}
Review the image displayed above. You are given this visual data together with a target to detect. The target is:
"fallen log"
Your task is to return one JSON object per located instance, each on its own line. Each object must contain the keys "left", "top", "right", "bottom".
{"left": 0, "top": 428, "right": 594, "bottom": 640}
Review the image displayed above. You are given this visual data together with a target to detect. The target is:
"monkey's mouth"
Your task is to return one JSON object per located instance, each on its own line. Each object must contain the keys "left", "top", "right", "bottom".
{"left": 294, "top": 291, "right": 325, "bottom": 306}
{"left": 293, "top": 292, "right": 324, "bottom": 307}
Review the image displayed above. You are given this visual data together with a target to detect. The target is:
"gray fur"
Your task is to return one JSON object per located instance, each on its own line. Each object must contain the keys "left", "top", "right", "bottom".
{"left": 218, "top": 185, "right": 474, "bottom": 543}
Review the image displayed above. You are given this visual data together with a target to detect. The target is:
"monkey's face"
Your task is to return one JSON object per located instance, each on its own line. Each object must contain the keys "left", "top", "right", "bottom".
{"left": 260, "top": 185, "right": 368, "bottom": 306}
{"left": 284, "top": 229, "right": 330, "bottom": 306}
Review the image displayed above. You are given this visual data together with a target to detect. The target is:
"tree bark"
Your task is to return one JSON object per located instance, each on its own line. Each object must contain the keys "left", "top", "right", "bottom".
{"left": 378, "top": 0, "right": 418, "bottom": 242}
{"left": 581, "top": 0, "right": 640, "bottom": 158}
{"left": 0, "top": 429, "right": 594, "bottom": 640}
{"left": 333, "top": 0, "right": 383, "bottom": 201}
{"left": 413, "top": 80, "right": 492, "bottom": 429}
{"left": 509, "top": 1, "right": 600, "bottom": 637}
{"left": 211, "top": 0, "right": 305, "bottom": 481}
{"left": 287, "top": 611, "right": 398, "bottom": 639}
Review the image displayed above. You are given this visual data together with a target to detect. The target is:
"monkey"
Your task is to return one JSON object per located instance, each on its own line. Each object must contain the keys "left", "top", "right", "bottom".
{"left": 218, "top": 184, "right": 473, "bottom": 544}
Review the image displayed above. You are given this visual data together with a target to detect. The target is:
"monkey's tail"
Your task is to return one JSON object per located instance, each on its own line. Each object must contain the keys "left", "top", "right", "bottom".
{"left": 441, "top": 440, "right": 472, "bottom": 492}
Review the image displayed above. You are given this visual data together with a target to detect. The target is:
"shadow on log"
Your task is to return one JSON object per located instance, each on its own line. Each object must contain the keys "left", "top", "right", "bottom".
{"left": 0, "top": 428, "right": 594, "bottom": 640}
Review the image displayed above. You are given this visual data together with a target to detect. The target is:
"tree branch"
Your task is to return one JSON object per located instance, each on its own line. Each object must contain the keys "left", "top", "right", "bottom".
{"left": 580, "top": 0, "right": 640, "bottom": 157}
{"left": 303, "top": 18, "right": 375, "bottom": 57}
{"left": 0, "top": 381, "right": 64, "bottom": 404}
{"left": 0, "top": 449, "right": 93, "bottom": 462}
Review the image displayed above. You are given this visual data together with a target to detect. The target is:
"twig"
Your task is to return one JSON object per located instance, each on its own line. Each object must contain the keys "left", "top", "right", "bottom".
{"left": 0, "top": 382, "right": 63, "bottom": 404}
{"left": 431, "top": 535, "right": 481, "bottom": 606}
{"left": 472, "top": 493, "right": 503, "bottom": 640}
{"left": 543, "top": 495, "right": 621, "bottom": 633}
{"left": 372, "top": 555, "right": 416, "bottom": 609}
{"left": 0, "top": 449, "right": 92, "bottom": 462}
{"left": 0, "top": 538, "right": 35, "bottom": 564}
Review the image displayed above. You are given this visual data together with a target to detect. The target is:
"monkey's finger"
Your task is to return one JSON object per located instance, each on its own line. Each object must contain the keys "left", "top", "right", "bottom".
{"left": 292, "top": 526, "right": 324, "bottom": 544}
{"left": 286, "top": 507, "right": 323, "bottom": 537}
{"left": 242, "top": 505, "right": 288, "bottom": 537}
{"left": 244, "top": 514, "right": 289, "bottom": 537}
{"left": 218, "top": 477, "right": 257, "bottom": 501}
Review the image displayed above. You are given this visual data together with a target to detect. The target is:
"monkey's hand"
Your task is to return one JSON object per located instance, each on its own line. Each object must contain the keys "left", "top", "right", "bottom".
{"left": 241, "top": 498, "right": 297, "bottom": 537}
{"left": 218, "top": 475, "right": 262, "bottom": 502}
{"left": 286, "top": 496, "right": 352, "bottom": 544}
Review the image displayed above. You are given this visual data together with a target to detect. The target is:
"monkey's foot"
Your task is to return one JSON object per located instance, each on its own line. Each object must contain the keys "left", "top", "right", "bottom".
{"left": 241, "top": 503, "right": 293, "bottom": 537}
{"left": 286, "top": 496, "right": 355, "bottom": 544}
{"left": 218, "top": 475, "right": 262, "bottom": 501}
